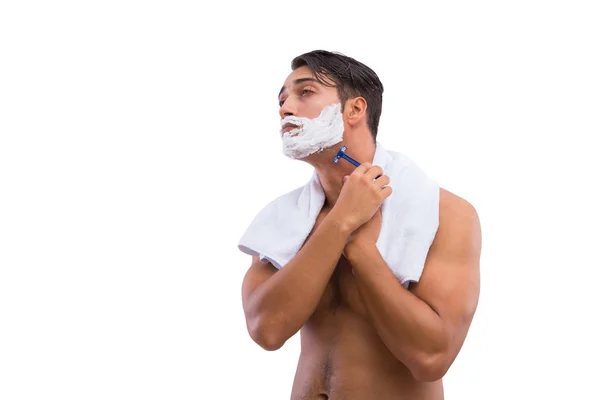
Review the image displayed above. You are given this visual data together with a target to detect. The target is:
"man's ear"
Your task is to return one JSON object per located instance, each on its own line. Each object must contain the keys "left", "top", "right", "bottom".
{"left": 346, "top": 97, "right": 367, "bottom": 126}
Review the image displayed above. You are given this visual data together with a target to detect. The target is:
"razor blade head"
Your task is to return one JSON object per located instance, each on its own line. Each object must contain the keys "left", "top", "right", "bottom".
{"left": 333, "top": 145, "right": 348, "bottom": 163}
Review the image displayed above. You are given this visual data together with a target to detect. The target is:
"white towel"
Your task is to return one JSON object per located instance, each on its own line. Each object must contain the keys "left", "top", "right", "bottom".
{"left": 238, "top": 142, "right": 440, "bottom": 288}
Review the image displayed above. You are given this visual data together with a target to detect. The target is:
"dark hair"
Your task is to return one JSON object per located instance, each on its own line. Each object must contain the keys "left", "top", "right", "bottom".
{"left": 291, "top": 50, "right": 384, "bottom": 141}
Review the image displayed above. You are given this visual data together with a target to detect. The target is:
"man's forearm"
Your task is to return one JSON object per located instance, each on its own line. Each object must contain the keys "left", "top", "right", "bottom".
{"left": 346, "top": 243, "right": 448, "bottom": 380}
{"left": 248, "top": 213, "right": 351, "bottom": 348}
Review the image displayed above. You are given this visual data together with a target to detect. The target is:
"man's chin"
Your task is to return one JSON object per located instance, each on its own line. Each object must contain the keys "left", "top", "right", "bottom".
{"left": 284, "top": 142, "right": 345, "bottom": 163}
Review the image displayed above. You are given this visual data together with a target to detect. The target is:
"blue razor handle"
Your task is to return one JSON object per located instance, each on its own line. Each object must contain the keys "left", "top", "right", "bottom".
{"left": 333, "top": 146, "right": 361, "bottom": 167}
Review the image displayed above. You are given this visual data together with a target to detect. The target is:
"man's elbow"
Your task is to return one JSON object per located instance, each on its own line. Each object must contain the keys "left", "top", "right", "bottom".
{"left": 410, "top": 353, "right": 452, "bottom": 383}
{"left": 248, "top": 318, "right": 286, "bottom": 351}
{"left": 253, "top": 332, "right": 285, "bottom": 351}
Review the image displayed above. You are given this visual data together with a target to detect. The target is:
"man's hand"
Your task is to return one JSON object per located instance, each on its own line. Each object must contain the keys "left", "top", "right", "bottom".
{"left": 329, "top": 162, "right": 391, "bottom": 234}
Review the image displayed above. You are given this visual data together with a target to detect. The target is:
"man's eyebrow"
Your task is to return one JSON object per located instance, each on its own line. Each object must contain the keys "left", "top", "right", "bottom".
{"left": 278, "top": 77, "right": 319, "bottom": 99}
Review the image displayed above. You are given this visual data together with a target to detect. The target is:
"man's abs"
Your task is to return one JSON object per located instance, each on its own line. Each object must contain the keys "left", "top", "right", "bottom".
{"left": 289, "top": 259, "right": 443, "bottom": 400}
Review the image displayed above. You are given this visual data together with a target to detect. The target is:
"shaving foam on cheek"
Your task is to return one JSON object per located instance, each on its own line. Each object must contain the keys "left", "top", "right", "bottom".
{"left": 280, "top": 103, "right": 344, "bottom": 159}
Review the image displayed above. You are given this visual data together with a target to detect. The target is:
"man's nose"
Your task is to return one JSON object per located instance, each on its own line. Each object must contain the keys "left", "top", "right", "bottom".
{"left": 279, "top": 97, "right": 296, "bottom": 119}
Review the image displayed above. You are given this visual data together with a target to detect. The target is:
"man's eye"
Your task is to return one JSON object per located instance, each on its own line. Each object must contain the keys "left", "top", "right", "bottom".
{"left": 279, "top": 89, "right": 313, "bottom": 106}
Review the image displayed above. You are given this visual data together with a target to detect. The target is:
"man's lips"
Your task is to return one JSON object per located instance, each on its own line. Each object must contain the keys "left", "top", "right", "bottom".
{"left": 281, "top": 123, "right": 300, "bottom": 134}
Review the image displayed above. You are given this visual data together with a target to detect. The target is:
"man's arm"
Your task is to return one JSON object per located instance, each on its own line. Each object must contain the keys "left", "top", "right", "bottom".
{"left": 241, "top": 211, "right": 351, "bottom": 351}
{"left": 241, "top": 162, "right": 392, "bottom": 351}
{"left": 345, "top": 189, "right": 481, "bottom": 382}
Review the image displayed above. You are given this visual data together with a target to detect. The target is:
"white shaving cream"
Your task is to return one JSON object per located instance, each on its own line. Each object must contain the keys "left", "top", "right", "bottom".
{"left": 280, "top": 103, "right": 344, "bottom": 159}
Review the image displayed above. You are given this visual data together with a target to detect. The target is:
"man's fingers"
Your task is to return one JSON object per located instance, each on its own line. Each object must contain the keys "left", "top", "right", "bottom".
{"left": 380, "top": 185, "right": 393, "bottom": 199}
{"left": 375, "top": 175, "right": 390, "bottom": 189}
{"left": 351, "top": 162, "right": 372, "bottom": 177}
{"left": 364, "top": 165, "right": 384, "bottom": 181}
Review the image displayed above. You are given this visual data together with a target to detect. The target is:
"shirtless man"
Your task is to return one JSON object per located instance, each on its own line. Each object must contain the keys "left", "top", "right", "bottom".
{"left": 241, "top": 50, "right": 482, "bottom": 399}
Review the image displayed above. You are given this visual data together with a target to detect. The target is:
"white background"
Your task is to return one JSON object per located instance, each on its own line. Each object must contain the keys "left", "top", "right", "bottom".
{"left": 1, "top": 1, "right": 599, "bottom": 399}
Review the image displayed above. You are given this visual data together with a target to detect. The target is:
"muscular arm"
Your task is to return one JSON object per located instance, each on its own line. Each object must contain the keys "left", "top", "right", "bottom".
{"left": 346, "top": 189, "right": 481, "bottom": 381}
{"left": 241, "top": 210, "right": 351, "bottom": 351}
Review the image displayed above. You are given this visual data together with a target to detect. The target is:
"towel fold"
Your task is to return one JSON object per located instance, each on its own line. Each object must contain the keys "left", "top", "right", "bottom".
{"left": 238, "top": 142, "right": 440, "bottom": 288}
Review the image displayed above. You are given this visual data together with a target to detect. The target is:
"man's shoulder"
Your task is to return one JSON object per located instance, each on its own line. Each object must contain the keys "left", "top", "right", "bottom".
{"left": 439, "top": 188, "right": 477, "bottom": 217}
{"left": 435, "top": 188, "right": 481, "bottom": 249}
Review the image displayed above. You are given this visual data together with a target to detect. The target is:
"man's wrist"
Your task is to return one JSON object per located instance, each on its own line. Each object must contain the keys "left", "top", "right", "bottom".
{"left": 325, "top": 210, "right": 354, "bottom": 237}
{"left": 345, "top": 239, "right": 377, "bottom": 262}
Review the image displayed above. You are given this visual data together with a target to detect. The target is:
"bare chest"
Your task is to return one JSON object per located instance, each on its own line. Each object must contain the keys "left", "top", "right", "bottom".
{"left": 303, "top": 210, "right": 368, "bottom": 318}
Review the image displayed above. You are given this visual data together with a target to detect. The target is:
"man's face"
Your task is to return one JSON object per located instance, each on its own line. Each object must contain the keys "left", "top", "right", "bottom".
{"left": 278, "top": 66, "right": 341, "bottom": 126}
{"left": 277, "top": 66, "right": 346, "bottom": 159}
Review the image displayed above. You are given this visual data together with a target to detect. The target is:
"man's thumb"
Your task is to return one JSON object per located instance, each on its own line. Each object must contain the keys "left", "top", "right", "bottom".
{"left": 343, "top": 175, "right": 349, "bottom": 183}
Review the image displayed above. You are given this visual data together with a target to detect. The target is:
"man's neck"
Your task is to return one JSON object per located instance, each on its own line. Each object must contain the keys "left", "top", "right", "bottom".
{"left": 310, "top": 138, "right": 377, "bottom": 208}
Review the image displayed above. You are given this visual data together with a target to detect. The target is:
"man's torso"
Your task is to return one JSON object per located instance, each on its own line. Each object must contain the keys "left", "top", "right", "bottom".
{"left": 290, "top": 208, "right": 444, "bottom": 400}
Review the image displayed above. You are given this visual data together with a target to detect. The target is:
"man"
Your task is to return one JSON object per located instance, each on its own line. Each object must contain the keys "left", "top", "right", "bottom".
{"left": 240, "top": 50, "right": 481, "bottom": 399}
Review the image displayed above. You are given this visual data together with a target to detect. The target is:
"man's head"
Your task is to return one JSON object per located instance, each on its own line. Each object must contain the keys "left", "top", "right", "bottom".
{"left": 278, "top": 50, "right": 384, "bottom": 147}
